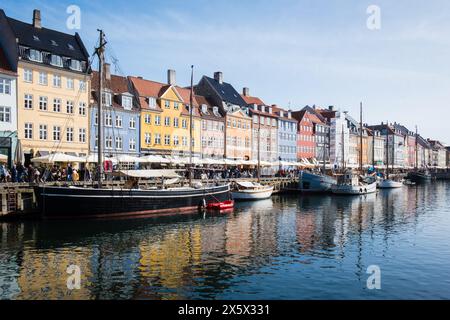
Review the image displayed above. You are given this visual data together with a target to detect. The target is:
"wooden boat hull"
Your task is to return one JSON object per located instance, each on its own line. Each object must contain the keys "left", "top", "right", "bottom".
{"left": 35, "top": 184, "right": 231, "bottom": 219}
{"left": 231, "top": 186, "right": 274, "bottom": 201}
{"left": 331, "top": 182, "right": 377, "bottom": 195}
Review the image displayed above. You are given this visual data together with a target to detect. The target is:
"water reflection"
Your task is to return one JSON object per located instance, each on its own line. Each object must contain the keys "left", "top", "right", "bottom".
{"left": 1, "top": 182, "right": 449, "bottom": 300}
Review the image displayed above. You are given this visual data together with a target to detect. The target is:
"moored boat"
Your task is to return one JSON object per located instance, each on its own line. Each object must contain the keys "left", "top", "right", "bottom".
{"left": 299, "top": 171, "right": 336, "bottom": 193}
{"left": 377, "top": 179, "right": 403, "bottom": 189}
{"left": 231, "top": 182, "right": 274, "bottom": 201}
{"left": 407, "top": 171, "right": 432, "bottom": 183}
{"left": 331, "top": 171, "right": 377, "bottom": 195}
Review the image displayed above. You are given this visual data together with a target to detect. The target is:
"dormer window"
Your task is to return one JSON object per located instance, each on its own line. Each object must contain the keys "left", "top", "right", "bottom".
{"left": 51, "top": 40, "right": 58, "bottom": 46}
{"left": 70, "top": 59, "right": 82, "bottom": 71}
{"left": 122, "top": 95, "right": 132, "bottom": 110}
{"left": 50, "top": 55, "right": 63, "bottom": 67}
{"left": 67, "top": 44, "right": 75, "bottom": 50}
{"left": 148, "top": 97, "right": 156, "bottom": 108}
{"left": 102, "top": 92, "right": 112, "bottom": 107}
{"left": 201, "top": 104, "right": 208, "bottom": 114}
{"left": 29, "top": 49, "right": 43, "bottom": 62}
{"left": 33, "top": 35, "right": 40, "bottom": 41}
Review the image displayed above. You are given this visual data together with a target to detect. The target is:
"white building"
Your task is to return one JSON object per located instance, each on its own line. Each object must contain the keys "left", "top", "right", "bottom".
{"left": 0, "top": 50, "right": 18, "bottom": 166}
{"left": 329, "top": 110, "right": 350, "bottom": 168}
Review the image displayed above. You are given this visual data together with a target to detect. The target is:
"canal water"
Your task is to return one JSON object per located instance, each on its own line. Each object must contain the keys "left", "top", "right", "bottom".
{"left": 1, "top": 182, "right": 450, "bottom": 300}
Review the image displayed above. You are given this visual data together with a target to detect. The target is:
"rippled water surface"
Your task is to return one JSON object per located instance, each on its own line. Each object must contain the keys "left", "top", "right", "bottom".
{"left": 1, "top": 182, "right": 450, "bottom": 300}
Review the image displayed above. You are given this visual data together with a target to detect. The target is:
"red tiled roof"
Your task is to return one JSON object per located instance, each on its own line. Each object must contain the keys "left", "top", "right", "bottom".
{"left": 241, "top": 94, "right": 265, "bottom": 106}
{"left": 129, "top": 76, "right": 167, "bottom": 98}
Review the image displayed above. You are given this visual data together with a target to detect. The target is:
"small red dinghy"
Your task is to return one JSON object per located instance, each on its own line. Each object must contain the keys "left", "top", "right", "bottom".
{"left": 207, "top": 200, "right": 235, "bottom": 211}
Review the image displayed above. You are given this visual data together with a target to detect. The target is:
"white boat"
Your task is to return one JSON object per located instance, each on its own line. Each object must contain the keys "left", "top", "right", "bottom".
{"left": 331, "top": 171, "right": 377, "bottom": 195}
{"left": 377, "top": 178, "right": 403, "bottom": 189}
{"left": 231, "top": 182, "right": 274, "bottom": 201}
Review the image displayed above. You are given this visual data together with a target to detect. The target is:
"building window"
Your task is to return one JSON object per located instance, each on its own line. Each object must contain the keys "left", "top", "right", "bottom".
{"left": 39, "top": 124, "right": 47, "bottom": 140}
{"left": 53, "top": 126, "right": 61, "bottom": 141}
{"left": 164, "top": 135, "right": 171, "bottom": 146}
{"left": 122, "top": 96, "right": 132, "bottom": 109}
{"left": 174, "top": 117, "right": 179, "bottom": 128}
{"left": 129, "top": 138, "right": 136, "bottom": 151}
{"left": 155, "top": 134, "right": 161, "bottom": 145}
{"left": 94, "top": 112, "right": 98, "bottom": 125}
{"left": 67, "top": 127, "right": 74, "bottom": 142}
{"left": 24, "top": 69, "right": 33, "bottom": 83}
{"left": 173, "top": 136, "right": 179, "bottom": 146}
{"left": 29, "top": 49, "right": 42, "bottom": 62}
{"left": 102, "top": 92, "right": 112, "bottom": 107}
{"left": 38, "top": 72, "right": 48, "bottom": 85}
{"left": 79, "top": 128, "right": 86, "bottom": 143}
{"left": 148, "top": 97, "right": 156, "bottom": 108}
{"left": 66, "top": 101, "right": 74, "bottom": 114}
{"left": 164, "top": 117, "right": 171, "bottom": 127}
{"left": 53, "top": 98, "right": 61, "bottom": 112}
{"left": 182, "top": 136, "right": 188, "bottom": 147}
{"left": 39, "top": 96, "right": 48, "bottom": 111}
{"left": 67, "top": 78, "right": 74, "bottom": 90}
{"left": 105, "top": 114, "right": 112, "bottom": 127}
{"left": 174, "top": 102, "right": 179, "bottom": 110}
{"left": 105, "top": 136, "right": 113, "bottom": 149}
{"left": 164, "top": 100, "right": 170, "bottom": 109}
{"left": 24, "top": 94, "right": 33, "bottom": 109}
{"left": 70, "top": 59, "right": 82, "bottom": 71}
{"left": 129, "top": 117, "right": 136, "bottom": 129}
{"left": 0, "top": 106, "right": 11, "bottom": 123}
{"left": 182, "top": 119, "right": 187, "bottom": 129}
{"left": 79, "top": 80, "right": 86, "bottom": 92}
{"left": 79, "top": 102, "right": 86, "bottom": 116}
{"left": 53, "top": 74, "right": 62, "bottom": 87}
{"left": 155, "top": 115, "right": 161, "bottom": 126}
{"left": 0, "top": 78, "right": 11, "bottom": 94}
{"left": 50, "top": 55, "right": 63, "bottom": 67}
{"left": 145, "top": 133, "right": 151, "bottom": 145}
{"left": 115, "top": 115, "right": 122, "bottom": 128}
{"left": 24, "top": 123, "right": 33, "bottom": 139}
{"left": 115, "top": 137, "right": 123, "bottom": 150}
{"left": 144, "top": 114, "right": 151, "bottom": 124}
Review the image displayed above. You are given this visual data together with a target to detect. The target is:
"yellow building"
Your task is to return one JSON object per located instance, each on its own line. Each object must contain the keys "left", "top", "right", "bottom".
{"left": 1, "top": 10, "right": 91, "bottom": 163}
{"left": 130, "top": 71, "right": 201, "bottom": 157}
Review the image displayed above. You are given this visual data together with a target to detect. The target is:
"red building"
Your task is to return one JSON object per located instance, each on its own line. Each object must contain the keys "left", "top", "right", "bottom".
{"left": 292, "top": 108, "right": 323, "bottom": 160}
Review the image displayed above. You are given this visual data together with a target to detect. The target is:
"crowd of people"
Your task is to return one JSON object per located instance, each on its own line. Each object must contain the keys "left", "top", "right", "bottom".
{"left": 0, "top": 162, "right": 299, "bottom": 184}
{"left": 0, "top": 163, "right": 92, "bottom": 183}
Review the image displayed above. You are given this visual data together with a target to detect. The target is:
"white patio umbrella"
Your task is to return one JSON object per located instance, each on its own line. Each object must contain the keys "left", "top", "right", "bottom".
{"left": 0, "top": 154, "right": 8, "bottom": 162}
{"left": 83, "top": 154, "right": 112, "bottom": 163}
{"left": 140, "top": 155, "right": 170, "bottom": 164}
{"left": 110, "top": 154, "right": 146, "bottom": 164}
{"left": 32, "top": 152, "right": 85, "bottom": 164}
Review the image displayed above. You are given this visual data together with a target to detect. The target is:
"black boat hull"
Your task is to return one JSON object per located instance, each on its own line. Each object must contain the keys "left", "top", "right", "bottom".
{"left": 35, "top": 184, "right": 231, "bottom": 219}
{"left": 407, "top": 172, "right": 432, "bottom": 183}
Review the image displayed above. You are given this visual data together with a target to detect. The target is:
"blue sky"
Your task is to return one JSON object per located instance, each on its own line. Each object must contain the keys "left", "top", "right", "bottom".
{"left": 2, "top": 0, "right": 450, "bottom": 143}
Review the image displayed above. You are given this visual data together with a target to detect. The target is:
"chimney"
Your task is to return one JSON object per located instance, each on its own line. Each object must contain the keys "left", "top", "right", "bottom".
{"left": 243, "top": 87, "right": 250, "bottom": 97}
{"left": 328, "top": 106, "right": 334, "bottom": 111}
{"left": 214, "top": 72, "right": 223, "bottom": 84}
{"left": 104, "top": 63, "right": 111, "bottom": 81}
{"left": 167, "top": 69, "right": 176, "bottom": 85}
{"left": 288, "top": 111, "right": 292, "bottom": 119}
{"left": 33, "top": 9, "right": 42, "bottom": 29}
{"left": 280, "top": 110, "right": 284, "bottom": 118}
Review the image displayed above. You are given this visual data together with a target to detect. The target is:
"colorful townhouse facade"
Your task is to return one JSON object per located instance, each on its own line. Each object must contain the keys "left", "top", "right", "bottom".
{"left": 293, "top": 107, "right": 324, "bottom": 162}
{"left": 0, "top": 9, "right": 91, "bottom": 165}
{"left": 90, "top": 67, "right": 140, "bottom": 158}
{"left": 368, "top": 123, "right": 405, "bottom": 168}
{"left": 241, "top": 89, "right": 279, "bottom": 164}
{"left": 446, "top": 147, "right": 450, "bottom": 168}
{"left": 0, "top": 46, "right": 18, "bottom": 167}
{"left": 428, "top": 139, "right": 447, "bottom": 168}
{"left": 273, "top": 106, "right": 297, "bottom": 163}
{"left": 417, "top": 135, "right": 431, "bottom": 168}
{"left": 367, "top": 129, "right": 385, "bottom": 166}
{"left": 130, "top": 70, "right": 201, "bottom": 158}
{"left": 316, "top": 107, "right": 350, "bottom": 168}
{"left": 195, "top": 72, "right": 252, "bottom": 160}
{"left": 197, "top": 95, "right": 225, "bottom": 160}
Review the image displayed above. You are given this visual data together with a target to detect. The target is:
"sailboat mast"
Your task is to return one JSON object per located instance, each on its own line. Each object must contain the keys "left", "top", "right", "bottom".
{"left": 415, "top": 126, "right": 419, "bottom": 170}
{"left": 189, "top": 65, "right": 194, "bottom": 187}
{"left": 341, "top": 123, "right": 345, "bottom": 170}
{"left": 96, "top": 30, "right": 106, "bottom": 188}
{"left": 386, "top": 121, "right": 389, "bottom": 179}
{"left": 359, "top": 102, "right": 363, "bottom": 173}
{"left": 257, "top": 113, "right": 261, "bottom": 182}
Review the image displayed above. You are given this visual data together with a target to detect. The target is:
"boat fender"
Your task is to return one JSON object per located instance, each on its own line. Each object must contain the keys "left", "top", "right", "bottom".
{"left": 359, "top": 188, "right": 363, "bottom": 193}
{"left": 199, "top": 198, "right": 207, "bottom": 211}
{"left": 364, "top": 189, "right": 367, "bottom": 193}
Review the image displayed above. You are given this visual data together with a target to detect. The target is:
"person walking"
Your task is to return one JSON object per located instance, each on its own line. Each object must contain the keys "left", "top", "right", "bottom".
{"left": 67, "top": 164, "right": 73, "bottom": 182}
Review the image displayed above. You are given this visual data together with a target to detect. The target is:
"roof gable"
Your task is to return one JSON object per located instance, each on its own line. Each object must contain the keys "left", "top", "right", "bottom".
{"left": 203, "top": 76, "right": 246, "bottom": 107}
